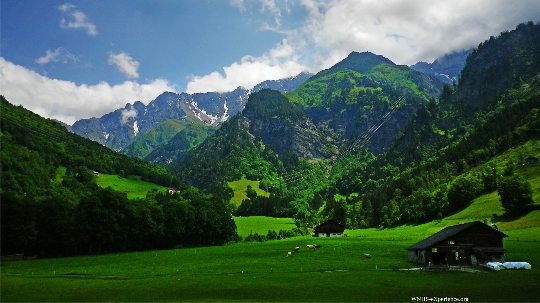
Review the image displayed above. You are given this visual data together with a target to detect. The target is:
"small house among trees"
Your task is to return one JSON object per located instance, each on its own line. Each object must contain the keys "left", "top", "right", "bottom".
{"left": 314, "top": 220, "right": 346, "bottom": 237}
{"left": 406, "top": 221, "right": 508, "bottom": 267}
{"left": 167, "top": 187, "right": 179, "bottom": 194}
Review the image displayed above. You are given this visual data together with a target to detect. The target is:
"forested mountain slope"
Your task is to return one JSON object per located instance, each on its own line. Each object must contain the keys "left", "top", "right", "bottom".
{"left": 170, "top": 22, "right": 540, "bottom": 231}
{"left": 333, "top": 22, "right": 540, "bottom": 228}
{"left": 170, "top": 52, "right": 446, "bottom": 204}
{"left": 0, "top": 97, "right": 236, "bottom": 257}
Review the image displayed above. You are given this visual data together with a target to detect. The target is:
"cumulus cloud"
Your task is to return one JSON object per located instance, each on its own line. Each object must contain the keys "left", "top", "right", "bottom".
{"left": 108, "top": 52, "right": 140, "bottom": 79}
{"left": 195, "top": 0, "right": 540, "bottom": 94}
{"left": 36, "top": 48, "right": 78, "bottom": 65}
{"left": 186, "top": 38, "right": 307, "bottom": 93}
{"left": 301, "top": 0, "right": 540, "bottom": 67}
{"left": 0, "top": 57, "right": 176, "bottom": 125}
{"left": 58, "top": 3, "right": 98, "bottom": 36}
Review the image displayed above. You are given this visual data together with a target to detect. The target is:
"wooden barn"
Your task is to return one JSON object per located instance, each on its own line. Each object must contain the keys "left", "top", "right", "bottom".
{"left": 314, "top": 220, "right": 346, "bottom": 237}
{"left": 406, "top": 221, "right": 508, "bottom": 267}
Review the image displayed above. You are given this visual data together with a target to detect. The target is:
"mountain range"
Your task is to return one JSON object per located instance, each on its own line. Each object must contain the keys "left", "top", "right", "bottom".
{"left": 70, "top": 72, "right": 313, "bottom": 154}
{"left": 69, "top": 50, "right": 468, "bottom": 159}
{"left": 410, "top": 49, "right": 472, "bottom": 84}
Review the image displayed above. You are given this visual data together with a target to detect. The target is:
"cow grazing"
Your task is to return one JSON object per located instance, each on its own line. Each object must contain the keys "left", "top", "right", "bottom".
{"left": 307, "top": 244, "right": 315, "bottom": 250}
{"left": 363, "top": 253, "right": 371, "bottom": 259}
{"left": 293, "top": 247, "right": 300, "bottom": 253}
{"left": 285, "top": 252, "right": 292, "bottom": 258}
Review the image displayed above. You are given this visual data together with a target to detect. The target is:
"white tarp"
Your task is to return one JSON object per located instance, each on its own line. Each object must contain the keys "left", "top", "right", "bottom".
{"left": 486, "top": 262, "right": 531, "bottom": 270}
{"left": 486, "top": 262, "right": 503, "bottom": 271}
{"left": 503, "top": 262, "right": 531, "bottom": 269}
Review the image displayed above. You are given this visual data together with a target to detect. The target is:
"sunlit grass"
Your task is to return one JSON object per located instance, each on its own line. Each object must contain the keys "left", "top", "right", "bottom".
{"left": 96, "top": 174, "right": 167, "bottom": 199}
{"left": 228, "top": 176, "right": 270, "bottom": 206}
{"left": 234, "top": 216, "right": 295, "bottom": 237}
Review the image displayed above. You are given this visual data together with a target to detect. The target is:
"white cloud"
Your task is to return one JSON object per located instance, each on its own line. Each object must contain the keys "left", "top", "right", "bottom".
{"left": 58, "top": 3, "right": 98, "bottom": 36}
{"left": 108, "top": 52, "right": 140, "bottom": 79}
{"left": 186, "top": 38, "right": 307, "bottom": 93}
{"left": 229, "top": 0, "right": 246, "bottom": 12}
{"left": 58, "top": 3, "right": 76, "bottom": 12}
{"left": 300, "top": 0, "right": 540, "bottom": 67}
{"left": 120, "top": 108, "right": 138, "bottom": 124}
{"left": 0, "top": 57, "right": 176, "bottom": 125}
{"left": 193, "top": 0, "right": 540, "bottom": 94}
{"left": 260, "top": 0, "right": 283, "bottom": 28}
{"left": 36, "top": 48, "right": 78, "bottom": 65}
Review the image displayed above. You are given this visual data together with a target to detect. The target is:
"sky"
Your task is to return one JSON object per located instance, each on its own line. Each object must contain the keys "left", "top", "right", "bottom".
{"left": 1, "top": 0, "right": 539, "bottom": 125}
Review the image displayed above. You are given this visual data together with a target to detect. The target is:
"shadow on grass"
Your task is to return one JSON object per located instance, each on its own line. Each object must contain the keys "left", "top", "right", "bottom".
{"left": 491, "top": 204, "right": 540, "bottom": 223}
{"left": 58, "top": 272, "right": 143, "bottom": 280}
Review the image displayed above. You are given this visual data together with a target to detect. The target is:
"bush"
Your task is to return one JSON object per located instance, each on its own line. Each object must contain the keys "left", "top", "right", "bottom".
{"left": 498, "top": 174, "right": 534, "bottom": 214}
{"left": 447, "top": 176, "right": 483, "bottom": 210}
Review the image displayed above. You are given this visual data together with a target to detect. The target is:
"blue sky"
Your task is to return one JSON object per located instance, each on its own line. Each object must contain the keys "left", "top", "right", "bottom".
{"left": 1, "top": 0, "right": 540, "bottom": 125}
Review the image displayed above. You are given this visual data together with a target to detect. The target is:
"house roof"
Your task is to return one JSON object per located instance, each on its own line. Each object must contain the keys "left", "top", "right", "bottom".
{"left": 315, "top": 219, "right": 346, "bottom": 228}
{"left": 406, "top": 221, "right": 509, "bottom": 250}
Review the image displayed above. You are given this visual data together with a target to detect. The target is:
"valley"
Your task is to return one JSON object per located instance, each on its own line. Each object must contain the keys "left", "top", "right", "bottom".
{"left": 1, "top": 21, "right": 540, "bottom": 302}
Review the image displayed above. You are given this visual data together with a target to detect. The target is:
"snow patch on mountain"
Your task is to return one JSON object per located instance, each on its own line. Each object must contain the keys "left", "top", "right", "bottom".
{"left": 133, "top": 121, "right": 139, "bottom": 136}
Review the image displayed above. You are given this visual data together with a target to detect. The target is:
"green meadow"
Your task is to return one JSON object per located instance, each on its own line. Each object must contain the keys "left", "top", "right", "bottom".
{"left": 3, "top": 191, "right": 540, "bottom": 302}
{"left": 95, "top": 174, "right": 167, "bottom": 199}
{"left": 229, "top": 176, "right": 270, "bottom": 207}
{"left": 234, "top": 216, "right": 296, "bottom": 237}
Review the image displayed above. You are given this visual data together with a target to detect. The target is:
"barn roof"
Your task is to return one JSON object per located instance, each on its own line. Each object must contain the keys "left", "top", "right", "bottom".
{"left": 315, "top": 219, "right": 346, "bottom": 229}
{"left": 406, "top": 221, "right": 508, "bottom": 250}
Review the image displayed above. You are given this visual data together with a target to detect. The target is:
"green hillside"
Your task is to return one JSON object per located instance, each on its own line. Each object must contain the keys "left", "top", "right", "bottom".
{"left": 228, "top": 176, "right": 270, "bottom": 207}
{"left": 233, "top": 216, "right": 295, "bottom": 237}
{"left": 1, "top": 96, "right": 236, "bottom": 258}
{"left": 96, "top": 174, "right": 168, "bottom": 199}
{"left": 121, "top": 119, "right": 193, "bottom": 159}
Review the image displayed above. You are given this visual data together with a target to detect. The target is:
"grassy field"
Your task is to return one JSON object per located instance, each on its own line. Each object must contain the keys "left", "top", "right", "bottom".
{"left": 3, "top": 196, "right": 539, "bottom": 302}
{"left": 234, "top": 216, "right": 296, "bottom": 237}
{"left": 96, "top": 174, "right": 167, "bottom": 199}
{"left": 4, "top": 162, "right": 540, "bottom": 301}
{"left": 228, "top": 176, "right": 270, "bottom": 206}
{"left": 2, "top": 235, "right": 538, "bottom": 302}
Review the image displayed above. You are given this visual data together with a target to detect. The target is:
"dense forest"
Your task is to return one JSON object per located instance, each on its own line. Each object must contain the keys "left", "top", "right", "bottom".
{"left": 0, "top": 96, "right": 236, "bottom": 257}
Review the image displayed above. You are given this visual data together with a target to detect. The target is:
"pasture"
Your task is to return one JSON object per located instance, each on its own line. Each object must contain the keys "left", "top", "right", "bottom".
{"left": 228, "top": 176, "right": 270, "bottom": 206}
{"left": 95, "top": 174, "right": 167, "bottom": 199}
{"left": 3, "top": 186, "right": 540, "bottom": 302}
{"left": 2, "top": 238, "right": 538, "bottom": 302}
{"left": 234, "top": 216, "right": 296, "bottom": 237}
{"left": 2, "top": 225, "right": 539, "bottom": 301}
